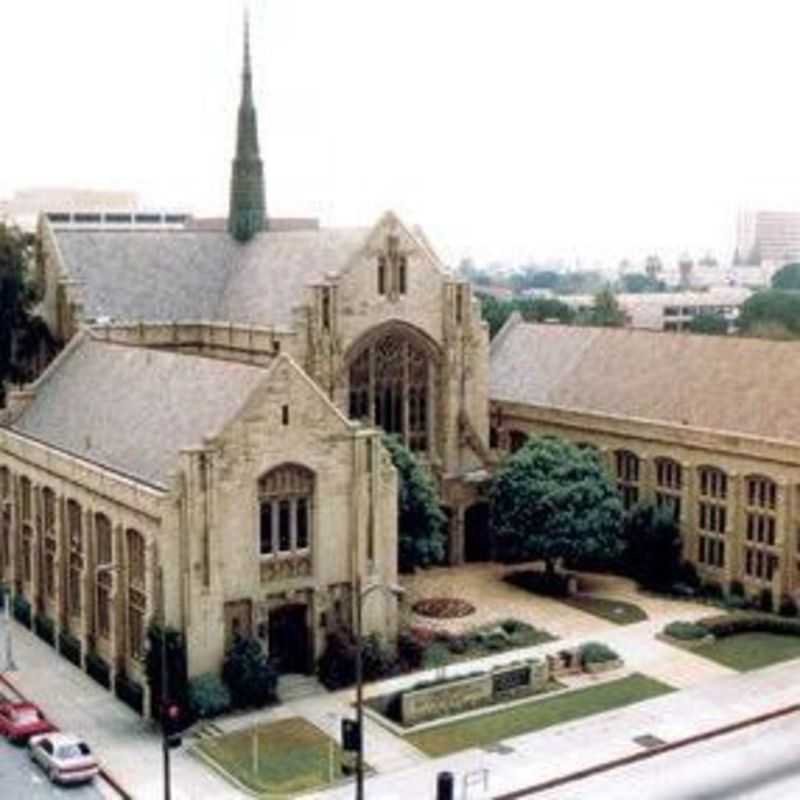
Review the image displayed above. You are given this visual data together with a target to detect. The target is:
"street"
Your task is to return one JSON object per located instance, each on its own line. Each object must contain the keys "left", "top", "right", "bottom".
{"left": 531, "top": 711, "right": 800, "bottom": 799}
{"left": 0, "top": 736, "right": 105, "bottom": 799}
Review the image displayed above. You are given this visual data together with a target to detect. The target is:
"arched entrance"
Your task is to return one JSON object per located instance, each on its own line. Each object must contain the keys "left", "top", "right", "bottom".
{"left": 268, "top": 603, "right": 310, "bottom": 674}
{"left": 464, "top": 502, "right": 492, "bottom": 562}
{"left": 345, "top": 323, "right": 439, "bottom": 454}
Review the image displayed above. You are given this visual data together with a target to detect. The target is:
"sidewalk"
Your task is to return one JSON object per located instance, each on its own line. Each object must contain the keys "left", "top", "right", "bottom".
{"left": 308, "top": 659, "right": 800, "bottom": 800}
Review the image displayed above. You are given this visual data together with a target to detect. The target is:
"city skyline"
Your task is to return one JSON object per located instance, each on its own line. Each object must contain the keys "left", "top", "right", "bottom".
{"left": 4, "top": 0, "right": 800, "bottom": 268}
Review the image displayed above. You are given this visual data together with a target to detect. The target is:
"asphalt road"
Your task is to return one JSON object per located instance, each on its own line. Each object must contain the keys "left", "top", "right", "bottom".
{"left": 531, "top": 711, "right": 800, "bottom": 799}
{"left": 0, "top": 737, "right": 105, "bottom": 799}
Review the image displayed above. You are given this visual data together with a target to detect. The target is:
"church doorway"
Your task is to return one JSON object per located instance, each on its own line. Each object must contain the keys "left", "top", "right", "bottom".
{"left": 464, "top": 502, "right": 492, "bottom": 562}
{"left": 268, "top": 603, "right": 310, "bottom": 674}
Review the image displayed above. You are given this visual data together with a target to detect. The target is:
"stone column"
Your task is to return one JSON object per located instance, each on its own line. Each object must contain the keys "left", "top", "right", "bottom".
{"left": 681, "top": 462, "right": 696, "bottom": 564}
{"left": 725, "top": 472, "right": 741, "bottom": 587}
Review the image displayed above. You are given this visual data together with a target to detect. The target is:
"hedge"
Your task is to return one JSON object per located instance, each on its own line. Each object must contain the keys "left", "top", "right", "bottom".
{"left": 12, "top": 594, "right": 31, "bottom": 627}
{"left": 86, "top": 652, "right": 112, "bottom": 689}
{"left": 34, "top": 614, "right": 56, "bottom": 646}
{"left": 578, "top": 641, "right": 619, "bottom": 666}
{"left": 58, "top": 630, "right": 82, "bottom": 667}
{"left": 699, "top": 613, "right": 800, "bottom": 638}
{"left": 189, "top": 673, "right": 232, "bottom": 719}
{"left": 115, "top": 673, "right": 144, "bottom": 714}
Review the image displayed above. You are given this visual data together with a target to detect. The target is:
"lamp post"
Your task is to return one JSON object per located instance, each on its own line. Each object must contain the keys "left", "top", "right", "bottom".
{"left": 354, "top": 577, "right": 404, "bottom": 800}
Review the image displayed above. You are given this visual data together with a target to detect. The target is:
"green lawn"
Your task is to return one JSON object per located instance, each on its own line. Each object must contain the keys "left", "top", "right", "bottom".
{"left": 196, "top": 717, "right": 343, "bottom": 796}
{"left": 406, "top": 673, "right": 673, "bottom": 756}
{"left": 692, "top": 632, "right": 800, "bottom": 672}
{"left": 560, "top": 595, "right": 648, "bottom": 626}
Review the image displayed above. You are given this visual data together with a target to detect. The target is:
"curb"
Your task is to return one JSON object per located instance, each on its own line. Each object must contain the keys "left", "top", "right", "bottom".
{"left": 0, "top": 672, "right": 133, "bottom": 800}
{"left": 493, "top": 701, "right": 800, "bottom": 798}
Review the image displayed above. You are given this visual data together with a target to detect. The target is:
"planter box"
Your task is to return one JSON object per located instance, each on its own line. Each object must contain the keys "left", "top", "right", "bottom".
{"left": 58, "top": 631, "right": 82, "bottom": 667}
{"left": 584, "top": 658, "right": 624, "bottom": 674}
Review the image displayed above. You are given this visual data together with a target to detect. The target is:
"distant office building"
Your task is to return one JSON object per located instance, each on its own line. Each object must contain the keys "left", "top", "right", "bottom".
{"left": 736, "top": 210, "right": 800, "bottom": 277}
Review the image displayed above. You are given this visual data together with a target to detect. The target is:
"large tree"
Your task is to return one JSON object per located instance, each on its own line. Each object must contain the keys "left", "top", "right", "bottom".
{"left": 686, "top": 312, "right": 728, "bottom": 335}
{"left": 737, "top": 290, "right": 800, "bottom": 339}
{"left": 584, "top": 287, "right": 627, "bottom": 327}
{"left": 621, "top": 503, "right": 682, "bottom": 589}
{"left": 489, "top": 436, "right": 624, "bottom": 572}
{"left": 382, "top": 435, "right": 446, "bottom": 573}
{"left": 0, "top": 224, "right": 52, "bottom": 402}
{"left": 771, "top": 263, "right": 800, "bottom": 290}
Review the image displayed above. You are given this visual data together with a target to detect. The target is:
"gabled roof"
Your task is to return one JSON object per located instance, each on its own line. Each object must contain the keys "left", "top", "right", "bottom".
{"left": 52, "top": 225, "right": 371, "bottom": 329}
{"left": 11, "top": 334, "right": 270, "bottom": 488}
{"left": 490, "top": 321, "right": 800, "bottom": 444}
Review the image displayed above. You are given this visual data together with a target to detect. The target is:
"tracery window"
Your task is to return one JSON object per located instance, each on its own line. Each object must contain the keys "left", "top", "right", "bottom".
{"left": 655, "top": 457, "right": 682, "bottom": 522}
{"left": 0, "top": 467, "right": 9, "bottom": 499}
{"left": 744, "top": 476, "right": 779, "bottom": 582}
{"left": 42, "top": 488, "right": 57, "bottom": 599}
{"left": 95, "top": 514, "right": 113, "bottom": 639}
{"left": 67, "top": 500, "right": 83, "bottom": 616}
{"left": 20, "top": 476, "right": 32, "bottom": 521}
{"left": 347, "top": 330, "right": 433, "bottom": 452}
{"left": 376, "top": 235, "right": 408, "bottom": 297}
{"left": 126, "top": 529, "right": 146, "bottom": 660}
{"left": 258, "top": 465, "right": 314, "bottom": 558}
{"left": 697, "top": 466, "right": 727, "bottom": 570}
{"left": 615, "top": 450, "right": 640, "bottom": 510}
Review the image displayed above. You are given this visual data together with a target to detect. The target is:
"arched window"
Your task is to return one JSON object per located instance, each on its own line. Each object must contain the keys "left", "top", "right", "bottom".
{"left": 20, "top": 476, "right": 32, "bottom": 521}
{"left": 655, "top": 457, "right": 683, "bottom": 522}
{"left": 258, "top": 465, "right": 314, "bottom": 558}
{"left": 126, "top": 529, "right": 146, "bottom": 660}
{"left": 42, "top": 488, "right": 57, "bottom": 600}
{"left": 697, "top": 466, "right": 727, "bottom": 570}
{"left": 615, "top": 450, "right": 640, "bottom": 510}
{"left": 347, "top": 327, "right": 436, "bottom": 453}
{"left": 95, "top": 514, "right": 113, "bottom": 639}
{"left": 744, "top": 475, "right": 779, "bottom": 582}
{"left": 66, "top": 500, "right": 83, "bottom": 617}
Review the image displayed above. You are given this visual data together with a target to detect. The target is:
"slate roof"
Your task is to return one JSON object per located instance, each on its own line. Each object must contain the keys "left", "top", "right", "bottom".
{"left": 490, "top": 321, "right": 800, "bottom": 443}
{"left": 12, "top": 335, "right": 269, "bottom": 487}
{"left": 54, "top": 226, "right": 370, "bottom": 329}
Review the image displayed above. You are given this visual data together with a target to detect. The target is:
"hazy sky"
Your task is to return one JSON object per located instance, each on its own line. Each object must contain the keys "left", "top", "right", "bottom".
{"left": 4, "top": 0, "right": 800, "bottom": 268}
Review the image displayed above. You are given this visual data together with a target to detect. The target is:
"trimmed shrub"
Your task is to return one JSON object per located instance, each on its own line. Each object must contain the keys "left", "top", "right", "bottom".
{"left": 115, "top": 673, "right": 144, "bottom": 714}
{"left": 222, "top": 637, "right": 278, "bottom": 708}
{"left": 397, "top": 630, "right": 426, "bottom": 672}
{"left": 700, "top": 613, "right": 800, "bottom": 638}
{"left": 758, "top": 588, "right": 774, "bottom": 614}
{"left": 728, "top": 580, "right": 745, "bottom": 598}
{"left": 189, "top": 673, "right": 232, "bottom": 719}
{"left": 701, "top": 581, "right": 724, "bottom": 601}
{"left": 362, "top": 633, "right": 397, "bottom": 682}
{"left": 12, "top": 594, "right": 31, "bottom": 627}
{"left": 505, "top": 570, "right": 572, "bottom": 598}
{"left": 422, "top": 642, "right": 451, "bottom": 669}
{"left": 86, "top": 652, "right": 111, "bottom": 689}
{"left": 58, "top": 630, "right": 82, "bottom": 667}
{"left": 779, "top": 595, "right": 799, "bottom": 618}
{"left": 317, "top": 630, "right": 358, "bottom": 689}
{"left": 33, "top": 614, "right": 55, "bottom": 646}
{"left": 579, "top": 641, "right": 619, "bottom": 666}
{"left": 446, "top": 635, "right": 469, "bottom": 655}
{"left": 663, "top": 621, "right": 708, "bottom": 641}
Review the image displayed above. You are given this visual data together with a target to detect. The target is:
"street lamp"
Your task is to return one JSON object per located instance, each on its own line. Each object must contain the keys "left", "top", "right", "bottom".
{"left": 354, "top": 576, "right": 404, "bottom": 800}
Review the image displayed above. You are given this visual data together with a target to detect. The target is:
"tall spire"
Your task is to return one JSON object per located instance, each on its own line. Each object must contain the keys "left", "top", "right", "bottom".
{"left": 228, "top": 9, "right": 267, "bottom": 241}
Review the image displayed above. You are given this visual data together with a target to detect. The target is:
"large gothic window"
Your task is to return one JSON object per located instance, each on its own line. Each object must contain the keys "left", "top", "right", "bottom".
{"left": 347, "top": 329, "right": 434, "bottom": 453}
{"left": 258, "top": 464, "right": 314, "bottom": 557}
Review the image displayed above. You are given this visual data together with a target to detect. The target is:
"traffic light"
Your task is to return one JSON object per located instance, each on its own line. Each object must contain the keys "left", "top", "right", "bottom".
{"left": 163, "top": 702, "right": 183, "bottom": 749}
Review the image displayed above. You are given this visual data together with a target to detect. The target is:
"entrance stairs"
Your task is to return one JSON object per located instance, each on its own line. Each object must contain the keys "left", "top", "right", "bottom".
{"left": 277, "top": 672, "right": 325, "bottom": 702}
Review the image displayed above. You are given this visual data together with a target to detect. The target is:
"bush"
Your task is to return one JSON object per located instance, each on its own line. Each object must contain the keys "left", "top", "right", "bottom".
{"left": 579, "top": 641, "right": 619, "bottom": 666}
{"left": 189, "top": 674, "right": 232, "bottom": 719}
{"left": 397, "top": 630, "right": 426, "bottom": 672}
{"left": 700, "top": 613, "right": 800, "bottom": 638}
{"left": 222, "top": 637, "right": 278, "bottom": 708}
{"left": 362, "top": 633, "right": 397, "bottom": 682}
{"left": 663, "top": 621, "right": 708, "bottom": 641}
{"left": 779, "top": 595, "right": 799, "bottom": 618}
{"left": 728, "top": 580, "right": 745, "bottom": 598}
{"left": 505, "top": 570, "right": 572, "bottom": 598}
{"left": 676, "top": 561, "right": 701, "bottom": 589}
{"left": 58, "top": 630, "right": 82, "bottom": 667}
{"left": 33, "top": 615, "right": 55, "bottom": 646}
{"left": 12, "top": 594, "right": 31, "bottom": 627}
{"left": 115, "top": 673, "right": 144, "bottom": 714}
{"left": 724, "top": 594, "right": 751, "bottom": 611}
{"left": 758, "top": 588, "right": 774, "bottom": 614}
{"left": 422, "top": 642, "right": 451, "bottom": 668}
{"left": 622, "top": 503, "right": 682, "bottom": 590}
{"left": 446, "top": 635, "right": 469, "bottom": 655}
{"left": 145, "top": 625, "right": 189, "bottom": 720}
{"left": 86, "top": 652, "right": 111, "bottom": 689}
{"left": 317, "top": 630, "right": 358, "bottom": 689}
{"left": 701, "top": 581, "right": 724, "bottom": 601}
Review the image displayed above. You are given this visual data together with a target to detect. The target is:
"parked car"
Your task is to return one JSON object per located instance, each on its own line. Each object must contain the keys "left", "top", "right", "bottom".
{"left": 28, "top": 732, "right": 99, "bottom": 785}
{"left": 0, "top": 702, "right": 56, "bottom": 744}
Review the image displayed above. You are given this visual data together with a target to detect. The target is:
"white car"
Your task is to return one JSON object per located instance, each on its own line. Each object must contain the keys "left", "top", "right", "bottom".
{"left": 28, "top": 732, "right": 99, "bottom": 785}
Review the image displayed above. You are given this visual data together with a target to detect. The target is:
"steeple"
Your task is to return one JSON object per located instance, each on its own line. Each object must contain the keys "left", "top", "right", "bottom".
{"left": 228, "top": 11, "right": 267, "bottom": 241}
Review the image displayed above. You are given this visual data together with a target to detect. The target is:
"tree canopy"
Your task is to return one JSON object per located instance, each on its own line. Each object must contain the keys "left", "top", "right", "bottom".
{"left": 686, "top": 312, "right": 728, "bottom": 335}
{"left": 382, "top": 435, "right": 447, "bottom": 572}
{"left": 618, "top": 273, "right": 666, "bottom": 294}
{"left": 737, "top": 290, "right": 800, "bottom": 339}
{"left": 489, "top": 436, "right": 624, "bottom": 571}
{"left": 583, "top": 287, "right": 627, "bottom": 327}
{"left": 771, "top": 263, "right": 800, "bottom": 291}
{"left": 477, "top": 294, "right": 575, "bottom": 338}
{"left": 621, "top": 503, "right": 682, "bottom": 589}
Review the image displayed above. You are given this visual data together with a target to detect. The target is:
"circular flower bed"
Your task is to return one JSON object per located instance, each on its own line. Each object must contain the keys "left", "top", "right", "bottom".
{"left": 412, "top": 597, "right": 476, "bottom": 619}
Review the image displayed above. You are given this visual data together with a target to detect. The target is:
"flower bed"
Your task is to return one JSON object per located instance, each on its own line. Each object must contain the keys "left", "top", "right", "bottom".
{"left": 412, "top": 597, "right": 476, "bottom": 619}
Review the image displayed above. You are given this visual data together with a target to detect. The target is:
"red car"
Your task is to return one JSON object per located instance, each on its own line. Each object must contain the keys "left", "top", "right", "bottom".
{"left": 0, "top": 702, "right": 56, "bottom": 744}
